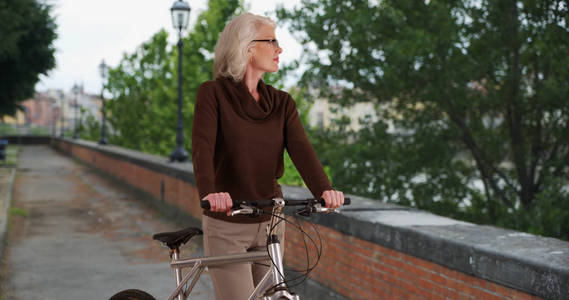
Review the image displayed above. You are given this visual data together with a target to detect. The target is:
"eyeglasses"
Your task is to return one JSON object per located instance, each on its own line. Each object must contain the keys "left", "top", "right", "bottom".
{"left": 251, "top": 39, "right": 280, "bottom": 48}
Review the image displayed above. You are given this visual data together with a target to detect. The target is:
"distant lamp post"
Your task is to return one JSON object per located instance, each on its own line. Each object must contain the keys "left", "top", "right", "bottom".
{"left": 59, "top": 91, "right": 65, "bottom": 137}
{"left": 169, "top": 0, "right": 190, "bottom": 162}
{"left": 72, "top": 83, "right": 80, "bottom": 139}
{"left": 51, "top": 99, "right": 57, "bottom": 136}
{"left": 98, "top": 59, "right": 109, "bottom": 145}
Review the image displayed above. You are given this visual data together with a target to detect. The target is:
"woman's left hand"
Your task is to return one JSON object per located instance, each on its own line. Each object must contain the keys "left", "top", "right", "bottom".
{"left": 321, "top": 190, "right": 344, "bottom": 208}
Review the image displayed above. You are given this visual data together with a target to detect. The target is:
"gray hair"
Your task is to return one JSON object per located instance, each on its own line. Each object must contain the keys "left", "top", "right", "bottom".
{"left": 213, "top": 13, "right": 277, "bottom": 81}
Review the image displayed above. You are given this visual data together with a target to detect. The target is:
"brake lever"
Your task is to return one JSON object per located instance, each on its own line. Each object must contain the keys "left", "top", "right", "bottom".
{"left": 230, "top": 205, "right": 259, "bottom": 216}
{"left": 296, "top": 204, "right": 340, "bottom": 216}
{"left": 313, "top": 203, "right": 340, "bottom": 214}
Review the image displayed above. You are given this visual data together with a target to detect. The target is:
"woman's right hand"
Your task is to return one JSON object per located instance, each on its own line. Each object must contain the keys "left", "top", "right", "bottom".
{"left": 203, "top": 192, "right": 233, "bottom": 215}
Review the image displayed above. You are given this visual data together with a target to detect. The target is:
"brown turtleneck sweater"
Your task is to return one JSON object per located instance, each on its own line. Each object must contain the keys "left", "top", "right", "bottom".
{"left": 191, "top": 77, "right": 332, "bottom": 222}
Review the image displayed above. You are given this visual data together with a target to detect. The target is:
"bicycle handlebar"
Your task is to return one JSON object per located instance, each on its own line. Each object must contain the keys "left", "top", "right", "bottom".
{"left": 200, "top": 197, "right": 351, "bottom": 211}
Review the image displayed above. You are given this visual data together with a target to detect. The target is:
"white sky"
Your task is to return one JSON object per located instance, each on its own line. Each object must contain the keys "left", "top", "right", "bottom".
{"left": 37, "top": 0, "right": 302, "bottom": 95}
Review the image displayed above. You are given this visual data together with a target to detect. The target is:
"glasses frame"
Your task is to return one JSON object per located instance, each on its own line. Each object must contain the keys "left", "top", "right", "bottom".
{"left": 251, "top": 39, "right": 280, "bottom": 48}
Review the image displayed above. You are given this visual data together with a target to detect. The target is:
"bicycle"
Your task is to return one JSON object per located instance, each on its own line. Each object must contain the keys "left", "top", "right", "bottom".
{"left": 108, "top": 197, "right": 350, "bottom": 300}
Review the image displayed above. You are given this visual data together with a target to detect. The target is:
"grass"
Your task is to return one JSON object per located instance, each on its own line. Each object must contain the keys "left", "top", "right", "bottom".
{"left": 10, "top": 207, "right": 28, "bottom": 217}
{"left": 0, "top": 124, "right": 18, "bottom": 136}
{"left": 0, "top": 123, "right": 51, "bottom": 136}
{"left": 0, "top": 145, "right": 19, "bottom": 166}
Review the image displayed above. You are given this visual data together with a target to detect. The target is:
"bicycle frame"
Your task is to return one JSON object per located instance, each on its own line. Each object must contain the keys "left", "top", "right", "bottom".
{"left": 110, "top": 197, "right": 347, "bottom": 300}
{"left": 167, "top": 199, "right": 299, "bottom": 300}
{"left": 168, "top": 250, "right": 269, "bottom": 300}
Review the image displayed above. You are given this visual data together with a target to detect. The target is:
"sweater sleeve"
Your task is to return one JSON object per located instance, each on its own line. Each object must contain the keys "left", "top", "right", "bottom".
{"left": 284, "top": 95, "right": 333, "bottom": 198}
{"left": 192, "top": 82, "right": 218, "bottom": 200}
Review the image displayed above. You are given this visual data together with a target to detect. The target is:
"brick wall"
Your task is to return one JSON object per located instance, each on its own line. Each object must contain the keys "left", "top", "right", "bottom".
{"left": 67, "top": 141, "right": 203, "bottom": 219}
{"left": 285, "top": 219, "right": 542, "bottom": 300}
{"left": 51, "top": 138, "right": 568, "bottom": 300}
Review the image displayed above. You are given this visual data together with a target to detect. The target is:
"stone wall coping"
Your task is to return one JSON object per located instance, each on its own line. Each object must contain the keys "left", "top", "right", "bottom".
{"left": 282, "top": 185, "right": 569, "bottom": 299}
{"left": 67, "top": 139, "right": 195, "bottom": 184}
{"left": 60, "top": 139, "right": 569, "bottom": 299}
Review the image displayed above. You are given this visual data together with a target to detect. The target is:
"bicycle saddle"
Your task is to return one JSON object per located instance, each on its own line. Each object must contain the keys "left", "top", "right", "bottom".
{"left": 152, "top": 227, "right": 203, "bottom": 250}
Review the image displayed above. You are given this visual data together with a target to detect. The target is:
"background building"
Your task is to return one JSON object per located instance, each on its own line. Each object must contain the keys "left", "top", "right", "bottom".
{"left": 1, "top": 85, "right": 102, "bottom": 136}
{"left": 308, "top": 99, "right": 378, "bottom": 132}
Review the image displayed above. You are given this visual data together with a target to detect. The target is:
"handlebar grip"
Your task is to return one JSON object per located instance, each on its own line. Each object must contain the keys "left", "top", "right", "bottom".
{"left": 200, "top": 200, "right": 241, "bottom": 210}
{"left": 319, "top": 197, "right": 351, "bottom": 207}
{"left": 200, "top": 200, "right": 211, "bottom": 210}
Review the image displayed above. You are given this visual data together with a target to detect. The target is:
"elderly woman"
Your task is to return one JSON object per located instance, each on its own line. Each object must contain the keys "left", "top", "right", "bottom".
{"left": 191, "top": 12, "right": 344, "bottom": 300}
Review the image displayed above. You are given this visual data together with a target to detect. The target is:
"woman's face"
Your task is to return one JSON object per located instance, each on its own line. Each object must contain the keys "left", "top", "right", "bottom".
{"left": 249, "top": 24, "right": 283, "bottom": 74}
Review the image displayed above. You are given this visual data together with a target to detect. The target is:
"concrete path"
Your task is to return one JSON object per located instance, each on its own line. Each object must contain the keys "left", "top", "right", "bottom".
{"left": 0, "top": 146, "right": 213, "bottom": 299}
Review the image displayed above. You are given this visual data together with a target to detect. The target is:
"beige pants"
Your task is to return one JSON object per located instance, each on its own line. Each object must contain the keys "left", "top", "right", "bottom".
{"left": 202, "top": 215, "right": 285, "bottom": 300}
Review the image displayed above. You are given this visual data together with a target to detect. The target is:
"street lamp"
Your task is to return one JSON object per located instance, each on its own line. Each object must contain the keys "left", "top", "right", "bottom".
{"left": 72, "top": 83, "right": 80, "bottom": 139}
{"left": 51, "top": 98, "right": 57, "bottom": 137}
{"left": 98, "top": 59, "right": 109, "bottom": 145}
{"left": 59, "top": 90, "right": 65, "bottom": 137}
{"left": 169, "top": 0, "right": 190, "bottom": 162}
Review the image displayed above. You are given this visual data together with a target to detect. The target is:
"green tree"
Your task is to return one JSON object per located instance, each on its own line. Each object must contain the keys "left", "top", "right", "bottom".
{"left": 0, "top": 0, "right": 57, "bottom": 116}
{"left": 78, "top": 108, "right": 101, "bottom": 142}
{"left": 277, "top": 85, "right": 319, "bottom": 187}
{"left": 278, "top": 0, "right": 569, "bottom": 239}
{"left": 105, "top": 30, "right": 176, "bottom": 155}
{"left": 104, "top": 0, "right": 242, "bottom": 156}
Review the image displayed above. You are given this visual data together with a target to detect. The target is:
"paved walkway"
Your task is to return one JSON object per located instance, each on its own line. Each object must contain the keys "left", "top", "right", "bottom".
{"left": 0, "top": 146, "right": 213, "bottom": 299}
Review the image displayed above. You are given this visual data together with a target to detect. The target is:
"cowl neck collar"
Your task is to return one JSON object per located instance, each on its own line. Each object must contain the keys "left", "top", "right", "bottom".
{"left": 218, "top": 77, "right": 277, "bottom": 121}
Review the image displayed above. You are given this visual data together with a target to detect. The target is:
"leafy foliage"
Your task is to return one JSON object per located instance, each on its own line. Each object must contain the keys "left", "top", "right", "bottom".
{"left": 0, "top": 0, "right": 57, "bottom": 116}
{"left": 104, "top": 0, "right": 242, "bottom": 156}
{"left": 78, "top": 108, "right": 102, "bottom": 142}
{"left": 278, "top": 85, "right": 316, "bottom": 187}
{"left": 105, "top": 30, "right": 176, "bottom": 155}
{"left": 278, "top": 0, "right": 569, "bottom": 239}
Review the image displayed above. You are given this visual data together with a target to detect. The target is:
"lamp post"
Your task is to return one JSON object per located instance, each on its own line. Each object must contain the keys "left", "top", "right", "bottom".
{"left": 168, "top": 0, "right": 190, "bottom": 162}
{"left": 98, "top": 59, "right": 109, "bottom": 145}
{"left": 59, "top": 91, "right": 65, "bottom": 137}
{"left": 52, "top": 99, "right": 57, "bottom": 137}
{"left": 72, "top": 83, "right": 80, "bottom": 139}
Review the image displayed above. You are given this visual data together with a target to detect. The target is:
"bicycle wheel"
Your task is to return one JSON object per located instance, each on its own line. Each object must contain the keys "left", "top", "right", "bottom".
{"left": 108, "top": 289, "right": 156, "bottom": 300}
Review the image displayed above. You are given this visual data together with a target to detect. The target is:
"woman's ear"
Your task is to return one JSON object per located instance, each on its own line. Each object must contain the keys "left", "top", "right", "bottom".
{"left": 247, "top": 46, "right": 255, "bottom": 63}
